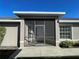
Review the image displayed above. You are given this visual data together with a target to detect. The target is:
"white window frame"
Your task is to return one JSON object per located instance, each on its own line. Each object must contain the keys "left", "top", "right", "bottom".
{"left": 60, "top": 24, "right": 72, "bottom": 40}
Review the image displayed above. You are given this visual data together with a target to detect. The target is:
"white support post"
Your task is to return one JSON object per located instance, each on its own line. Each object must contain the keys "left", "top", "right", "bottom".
{"left": 20, "top": 19, "right": 25, "bottom": 47}
{"left": 55, "top": 18, "right": 60, "bottom": 47}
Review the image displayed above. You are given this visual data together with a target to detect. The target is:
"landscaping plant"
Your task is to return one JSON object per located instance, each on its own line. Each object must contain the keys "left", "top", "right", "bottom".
{"left": 0, "top": 26, "right": 6, "bottom": 45}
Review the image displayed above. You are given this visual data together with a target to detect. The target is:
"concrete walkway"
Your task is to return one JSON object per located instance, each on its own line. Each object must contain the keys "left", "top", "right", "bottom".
{"left": 15, "top": 46, "right": 79, "bottom": 58}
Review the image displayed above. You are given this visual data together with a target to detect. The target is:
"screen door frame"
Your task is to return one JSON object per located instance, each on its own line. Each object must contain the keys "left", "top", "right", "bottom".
{"left": 35, "top": 25, "right": 45, "bottom": 44}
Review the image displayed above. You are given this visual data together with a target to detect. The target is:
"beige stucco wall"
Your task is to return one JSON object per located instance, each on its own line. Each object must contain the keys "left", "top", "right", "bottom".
{"left": 72, "top": 24, "right": 79, "bottom": 40}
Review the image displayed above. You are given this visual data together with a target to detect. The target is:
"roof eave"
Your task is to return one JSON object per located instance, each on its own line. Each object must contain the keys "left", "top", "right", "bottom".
{"left": 13, "top": 11, "right": 66, "bottom": 17}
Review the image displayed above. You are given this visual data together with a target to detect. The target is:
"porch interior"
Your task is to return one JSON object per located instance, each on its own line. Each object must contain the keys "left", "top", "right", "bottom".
{"left": 24, "top": 19, "right": 56, "bottom": 46}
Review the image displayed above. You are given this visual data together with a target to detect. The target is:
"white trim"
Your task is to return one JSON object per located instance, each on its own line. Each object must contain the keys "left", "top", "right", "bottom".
{"left": 55, "top": 18, "right": 60, "bottom": 46}
{"left": 59, "top": 39, "right": 79, "bottom": 42}
{"left": 13, "top": 11, "right": 66, "bottom": 15}
{"left": 59, "top": 20, "right": 79, "bottom": 23}
{"left": 0, "top": 20, "right": 22, "bottom": 22}
{"left": 71, "top": 25, "right": 73, "bottom": 40}
{"left": 20, "top": 41, "right": 24, "bottom": 43}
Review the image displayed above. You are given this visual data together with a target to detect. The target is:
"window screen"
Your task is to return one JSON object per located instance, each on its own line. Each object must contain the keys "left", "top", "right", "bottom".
{"left": 60, "top": 26, "right": 71, "bottom": 39}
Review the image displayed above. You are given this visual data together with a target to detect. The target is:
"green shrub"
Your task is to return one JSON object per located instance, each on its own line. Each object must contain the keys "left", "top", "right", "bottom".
{"left": 73, "top": 41, "right": 79, "bottom": 47}
{"left": 0, "top": 26, "right": 6, "bottom": 45}
{"left": 59, "top": 40, "right": 79, "bottom": 48}
{"left": 59, "top": 40, "right": 73, "bottom": 48}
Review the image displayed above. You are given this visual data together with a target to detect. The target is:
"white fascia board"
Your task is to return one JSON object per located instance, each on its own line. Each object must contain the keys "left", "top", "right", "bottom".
{"left": 59, "top": 20, "right": 79, "bottom": 23}
{"left": 0, "top": 19, "right": 22, "bottom": 22}
{"left": 13, "top": 11, "right": 66, "bottom": 15}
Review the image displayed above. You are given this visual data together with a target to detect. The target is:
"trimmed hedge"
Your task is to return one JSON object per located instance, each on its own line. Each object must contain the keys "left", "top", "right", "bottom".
{"left": 0, "top": 26, "right": 6, "bottom": 45}
{"left": 59, "top": 40, "right": 79, "bottom": 48}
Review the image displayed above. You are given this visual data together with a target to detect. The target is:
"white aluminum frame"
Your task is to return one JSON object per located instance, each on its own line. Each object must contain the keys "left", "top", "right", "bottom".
{"left": 59, "top": 24, "right": 72, "bottom": 40}
{"left": 34, "top": 20, "right": 45, "bottom": 44}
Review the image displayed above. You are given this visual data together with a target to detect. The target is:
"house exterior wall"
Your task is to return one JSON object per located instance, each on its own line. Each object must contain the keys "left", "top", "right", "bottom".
{"left": 59, "top": 23, "right": 79, "bottom": 41}
{"left": 0, "top": 17, "right": 59, "bottom": 47}
{"left": 72, "top": 24, "right": 79, "bottom": 40}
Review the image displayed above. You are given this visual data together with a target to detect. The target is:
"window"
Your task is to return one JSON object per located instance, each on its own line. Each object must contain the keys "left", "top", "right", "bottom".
{"left": 60, "top": 26, "right": 71, "bottom": 39}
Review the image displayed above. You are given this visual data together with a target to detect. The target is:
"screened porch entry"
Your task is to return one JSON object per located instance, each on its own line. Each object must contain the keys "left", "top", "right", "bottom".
{"left": 25, "top": 19, "right": 56, "bottom": 46}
